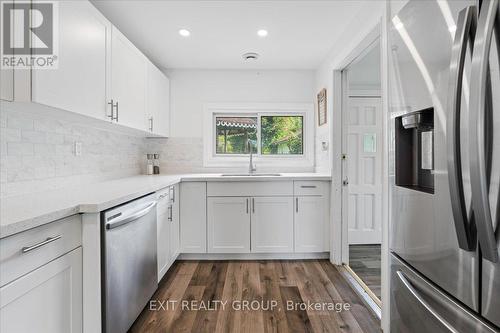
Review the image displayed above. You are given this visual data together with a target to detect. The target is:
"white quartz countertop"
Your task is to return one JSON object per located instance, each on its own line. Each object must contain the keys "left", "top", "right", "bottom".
{"left": 0, "top": 173, "right": 330, "bottom": 238}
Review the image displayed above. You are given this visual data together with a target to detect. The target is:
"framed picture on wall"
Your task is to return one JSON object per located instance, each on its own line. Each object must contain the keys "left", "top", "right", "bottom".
{"left": 317, "top": 88, "right": 327, "bottom": 126}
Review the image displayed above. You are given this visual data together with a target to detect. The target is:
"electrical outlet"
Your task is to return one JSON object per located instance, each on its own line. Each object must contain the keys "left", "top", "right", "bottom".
{"left": 74, "top": 141, "right": 82, "bottom": 156}
{"left": 321, "top": 141, "right": 329, "bottom": 151}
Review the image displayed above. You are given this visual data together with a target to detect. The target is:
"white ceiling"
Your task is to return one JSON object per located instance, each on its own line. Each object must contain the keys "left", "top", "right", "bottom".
{"left": 91, "top": 0, "right": 371, "bottom": 70}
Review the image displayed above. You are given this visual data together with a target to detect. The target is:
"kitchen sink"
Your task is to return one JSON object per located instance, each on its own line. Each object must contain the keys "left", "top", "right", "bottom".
{"left": 221, "top": 173, "right": 282, "bottom": 177}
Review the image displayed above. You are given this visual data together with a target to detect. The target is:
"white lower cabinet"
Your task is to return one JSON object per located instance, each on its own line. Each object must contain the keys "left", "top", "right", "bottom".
{"left": 180, "top": 182, "right": 207, "bottom": 253}
{"left": 0, "top": 247, "right": 82, "bottom": 333}
{"left": 208, "top": 197, "right": 250, "bottom": 253}
{"left": 251, "top": 197, "right": 294, "bottom": 253}
{"left": 294, "top": 196, "right": 326, "bottom": 252}
{"left": 169, "top": 184, "right": 180, "bottom": 263}
{"left": 157, "top": 184, "right": 180, "bottom": 282}
{"left": 156, "top": 190, "right": 171, "bottom": 282}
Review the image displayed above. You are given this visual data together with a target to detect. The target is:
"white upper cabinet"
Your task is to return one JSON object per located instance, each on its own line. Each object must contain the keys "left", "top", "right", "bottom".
{"left": 146, "top": 63, "right": 170, "bottom": 137}
{"left": 110, "top": 26, "right": 148, "bottom": 130}
{"left": 0, "top": 67, "right": 14, "bottom": 102}
{"left": 31, "top": 1, "right": 110, "bottom": 120}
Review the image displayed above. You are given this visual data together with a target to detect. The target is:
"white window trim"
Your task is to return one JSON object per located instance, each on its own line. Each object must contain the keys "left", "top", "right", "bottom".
{"left": 203, "top": 103, "right": 314, "bottom": 168}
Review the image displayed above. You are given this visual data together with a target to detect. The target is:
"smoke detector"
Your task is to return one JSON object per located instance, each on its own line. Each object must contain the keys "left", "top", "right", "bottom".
{"left": 242, "top": 52, "right": 259, "bottom": 61}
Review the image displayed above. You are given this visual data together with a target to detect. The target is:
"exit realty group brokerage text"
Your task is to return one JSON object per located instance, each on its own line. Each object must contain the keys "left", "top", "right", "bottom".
{"left": 149, "top": 299, "right": 352, "bottom": 312}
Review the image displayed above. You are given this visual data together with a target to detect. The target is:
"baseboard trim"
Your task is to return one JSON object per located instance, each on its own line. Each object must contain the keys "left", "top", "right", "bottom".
{"left": 178, "top": 252, "right": 330, "bottom": 260}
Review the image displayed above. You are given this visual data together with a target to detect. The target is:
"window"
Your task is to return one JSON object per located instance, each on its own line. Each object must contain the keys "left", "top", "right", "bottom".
{"left": 215, "top": 115, "right": 304, "bottom": 156}
{"left": 216, "top": 116, "right": 257, "bottom": 154}
{"left": 261, "top": 116, "right": 303, "bottom": 155}
{"left": 204, "top": 103, "right": 314, "bottom": 168}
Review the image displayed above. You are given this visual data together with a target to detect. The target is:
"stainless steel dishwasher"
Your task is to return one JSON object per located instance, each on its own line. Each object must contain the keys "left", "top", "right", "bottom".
{"left": 101, "top": 193, "right": 158, "bottom": 333}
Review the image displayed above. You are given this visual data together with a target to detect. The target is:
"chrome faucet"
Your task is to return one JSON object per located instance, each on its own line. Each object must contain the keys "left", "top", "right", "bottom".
{"left": 247, "top": 139, "right": 256, "bottom": 174}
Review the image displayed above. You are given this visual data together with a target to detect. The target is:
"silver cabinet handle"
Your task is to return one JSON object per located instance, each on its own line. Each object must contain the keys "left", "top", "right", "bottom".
{"left": 469, "top": 0, "right": 498, "bottom": 262}
{"left": 107, "top": 99, "right": 115, "bottom": 120}
{"left": 148, "top": 117, "right": 153, "bottom": 132}
{"left": 106, "top": 201, "right": 157, "bottom": 230}
{"left": 170, "top": 186, "right": 175, "bottom": 203}
{"left": 108, "top": 100, "right": 119, "bottom": 121}
{"left": 296, "top": 197, "right": 299, "bottom": 213}
{"left": 252, "top": 198, "right": 255, "bottom": 213}
{"left": 168, "top": 205, "right": 173, "bottom": 222}
{"left": 300, "top": 185, "right": 317, "bottom": 189}
{"left": 114, "top": 101, "right": 119, "bottom": 122}
{"left": 396, "top": 271, "right": 458, "bottom": 333}
{"left": 447, "top": 5, "right": 477, "bottom": 251}
{"left": 246, "top": 198, "right": 249, "bottom": 214}
{"left": 22, "top": 235, "right": 61, "bottom": 254}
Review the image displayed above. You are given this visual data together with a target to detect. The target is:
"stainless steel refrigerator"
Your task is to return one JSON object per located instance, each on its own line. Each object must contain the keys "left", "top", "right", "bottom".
{"left": 389, "top": 0, "right": 500, "bottom": 331}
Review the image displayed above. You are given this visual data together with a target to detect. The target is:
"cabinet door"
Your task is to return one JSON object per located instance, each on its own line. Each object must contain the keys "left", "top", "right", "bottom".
{"left": 31, "top": 1, "right": 110, "bottom": 119}
{"left": 295, "top": 196, "right": 325, "bottom": 252}
{"left": 251, "top": 197, "right": 294, "bottom": 253}
{"left": 0, "top": 67, "right": 13, "bottom": 101}
{"left": 169, "top": 184, "right": 180, "bottom": 262}
{"left": 207, "top": 197, "right": 250, "bottom": 253}
{"left": 180, "top": 182, "right": 207, "bottom": 253}
{"left": 0, "top": 247, "right": 82, "bottom": 333}
{"left": 157, "top": 195, "right": 170, "bottom": 282}
{"left": 110, "top": 26, "right": 147, "bottom": 130}
{"left": 146, "top": 63, "right": 170, "bottom": 136}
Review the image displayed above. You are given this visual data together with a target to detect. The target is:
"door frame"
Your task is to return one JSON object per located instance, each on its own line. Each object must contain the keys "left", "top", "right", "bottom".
{"left": 329, "top": 15, "right": 390, "bottom": 331}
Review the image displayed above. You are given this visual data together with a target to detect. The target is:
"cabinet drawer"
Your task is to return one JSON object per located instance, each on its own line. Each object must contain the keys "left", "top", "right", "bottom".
{"left": 207, "top": 181, "right": 293, "bottom": 197}
{"left": 294, "top": 181, "right": 328, "bottom": 196}
{"left": 0, "top": 215, "right": 82, "bottom": 287}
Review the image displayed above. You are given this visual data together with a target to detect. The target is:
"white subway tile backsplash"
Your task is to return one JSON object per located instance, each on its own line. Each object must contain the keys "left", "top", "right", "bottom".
{"left": 1, "top": 107, "right": 147, "bottom": 197}
{"left": 22, "top": 130, "right": 47, "bottom": 143}
{"left": 1, "top": 128, "right": 21, "bottom": 142}
{"left": 7, "top": 116, "right": 34, "bottom": 130}
{"left": 7, "top": 142, "right": 34, "bottom": 156}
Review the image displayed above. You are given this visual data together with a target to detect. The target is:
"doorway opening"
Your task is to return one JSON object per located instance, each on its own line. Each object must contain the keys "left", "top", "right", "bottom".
{"left": 340, "top": 37, "right": 383, "bottom": 313}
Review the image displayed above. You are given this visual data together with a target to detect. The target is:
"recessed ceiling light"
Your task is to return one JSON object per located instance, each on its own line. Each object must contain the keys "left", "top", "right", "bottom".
{"left": 242, "top": 52, "right": 259, "bottom": 61}
{"left": 178, "top": 29, "right": 190, "bottom": 37}
{"left": 257, "top": 29, "right": 268, "bottom": 37}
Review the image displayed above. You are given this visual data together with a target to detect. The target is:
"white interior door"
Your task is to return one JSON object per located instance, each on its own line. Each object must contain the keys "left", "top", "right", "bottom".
{"left": 344, "top": 97, "right": 382, "bottom": 244}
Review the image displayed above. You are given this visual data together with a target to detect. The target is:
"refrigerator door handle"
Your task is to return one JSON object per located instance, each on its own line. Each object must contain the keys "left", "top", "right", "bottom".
{"left": 447, "top": 6, "right": 477, "bottom": 251}
{"left": 396, "top": 271, "right": 459, "bottom": 333}
{"left": 469, "top": 0, "right": 499, "bottom": 263}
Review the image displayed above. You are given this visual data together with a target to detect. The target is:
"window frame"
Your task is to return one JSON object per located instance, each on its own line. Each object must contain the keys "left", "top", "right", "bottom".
{"left": 203, "top": 103, "right": 314, "bottom": 168}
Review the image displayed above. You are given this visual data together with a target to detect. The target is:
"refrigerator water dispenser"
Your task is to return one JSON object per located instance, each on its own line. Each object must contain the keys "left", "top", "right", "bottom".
{"left": 395, "top": 108, "right": 434, "bottom": 193}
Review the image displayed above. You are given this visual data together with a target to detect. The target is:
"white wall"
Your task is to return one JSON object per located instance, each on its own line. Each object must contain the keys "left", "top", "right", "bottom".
{"left": 150, "top": 69, "right": 316, "bottom": 173}
{"left": 168, "top": 69, "right": 315, "bottom": 138}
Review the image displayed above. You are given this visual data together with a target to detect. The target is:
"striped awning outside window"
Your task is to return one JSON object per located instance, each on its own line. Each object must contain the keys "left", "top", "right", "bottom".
{"left": 216, "top": 117, "right": 257, "bottom": 129}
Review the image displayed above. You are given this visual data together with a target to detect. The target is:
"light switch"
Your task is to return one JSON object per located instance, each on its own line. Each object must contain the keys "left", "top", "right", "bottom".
{"left": 74, "top": 141, "right": 82, "bottom": 156}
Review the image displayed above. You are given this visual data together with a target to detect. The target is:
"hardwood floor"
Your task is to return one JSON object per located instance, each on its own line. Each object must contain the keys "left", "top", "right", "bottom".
{"left": 129, "top": 260, "right": 381, "bottom": 333}
{"left": 349, "top": 245, "right": 381, "bottom": 300}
